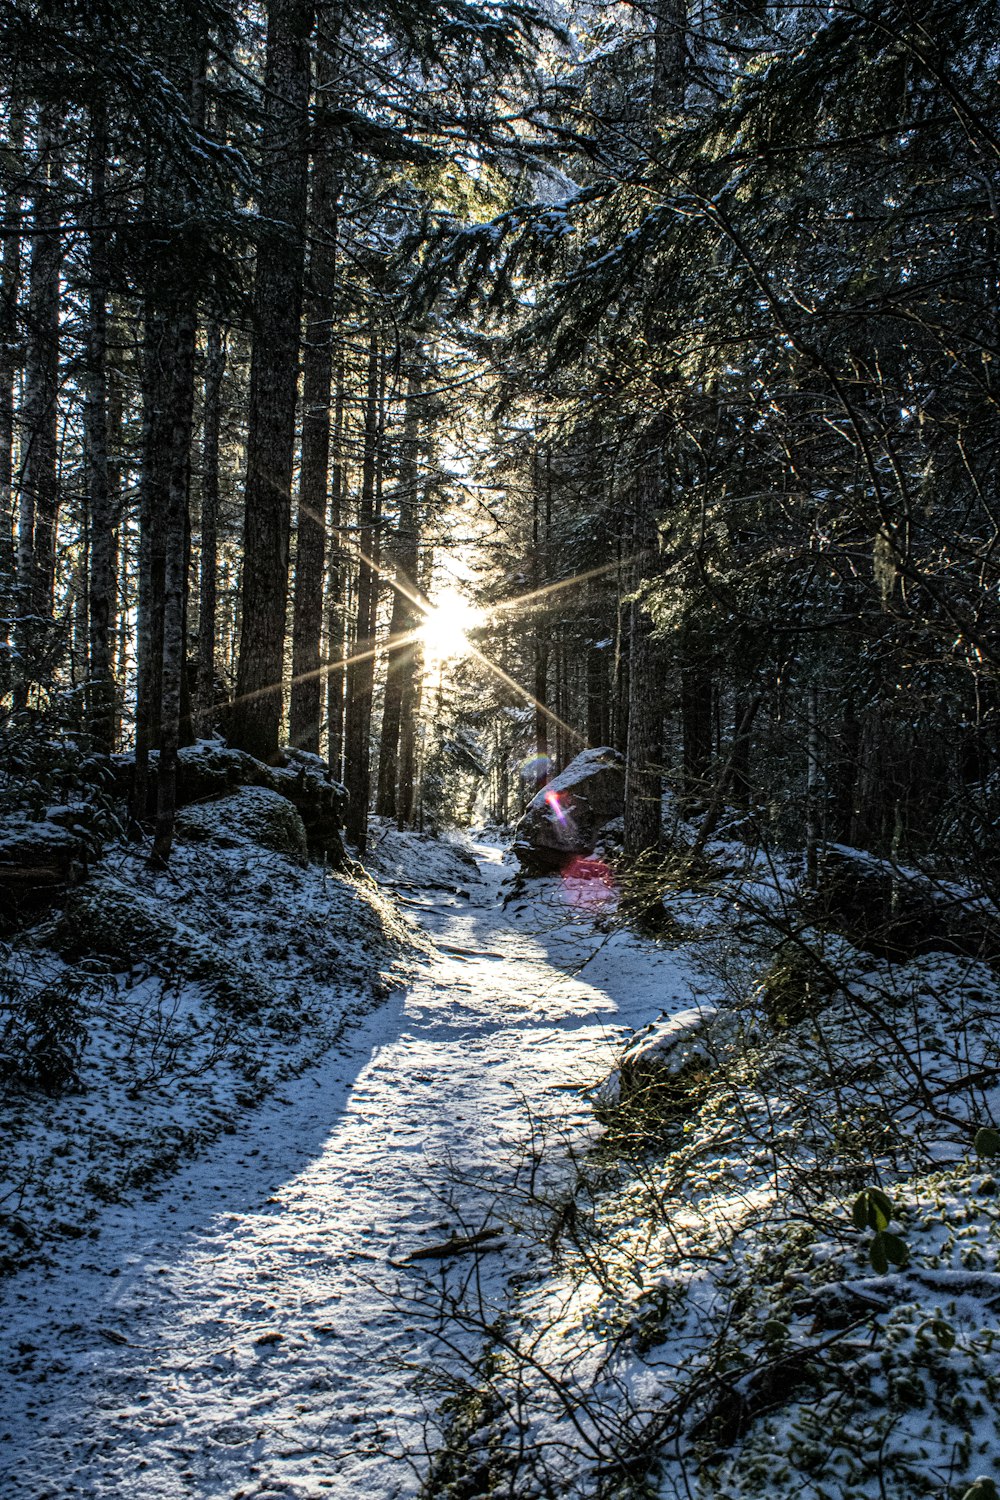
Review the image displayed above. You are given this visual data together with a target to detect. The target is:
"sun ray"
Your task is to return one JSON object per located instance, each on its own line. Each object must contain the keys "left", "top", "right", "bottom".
{"left": 223, "top": 627, "right": 425, "bottom": 714}
{"left": 464, "top": 639, "right": 586, "bottom": 751}
{"left": 297, "top": 495, "right": 646, "bottom": 635}
{"left": 418, "top": 589, "right": 483, "bottom": 664}
{"left": 247, "top": 498, "right": 633, "bottom": 750}
{"left": 483, "top": 551, "right": 652, "bottom": 622}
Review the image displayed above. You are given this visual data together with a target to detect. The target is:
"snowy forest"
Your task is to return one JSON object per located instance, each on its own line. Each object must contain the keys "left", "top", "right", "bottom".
{"left": 3, "top": 0, "right": 1000, "bottom": 1497}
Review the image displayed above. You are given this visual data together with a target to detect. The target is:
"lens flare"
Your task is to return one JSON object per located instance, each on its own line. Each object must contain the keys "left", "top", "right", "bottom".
{"left": 520, "top": 754, "right": 552, "bottom": 782}
{"left": 544, "top": 788, "right": 568, "bottom": 823}
{"left": 560, "top": 855, "right": 618, "bottom": 913}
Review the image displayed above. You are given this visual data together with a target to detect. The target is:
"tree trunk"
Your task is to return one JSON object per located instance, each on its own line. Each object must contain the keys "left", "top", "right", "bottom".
{"left": 85, "top": 99, "right": 115, "bottom": 752}
{"left": 623, "top": 430, "right": 666, "bottom": 858}
{"left": 681, "top": 657, "right": 712, "bottom": 804}
{"left": 530, "top": 450, "right": 550, "bottom": 787}
{"left": 344, "top": 332, "right": 381, "bottom": 850}
{"left": 325, "top": 367, "right": 346, "bottom": 777}
{"left": 804, "top": 682, "right": 821, "bottom": 888}
{"left": 651, "top": 0, "right": 686, "bottom": 117}
{"left": 0, "top": 94, "right": 23, "bottom": 599}
{"left": 624, "top": 605, "right": 662, "bottom": 859}
{"left": 132, "top": 302, "right": 171, "bottom": 825}
{"left": 151, "top": 305, "right": 198, "bottom": 863}
{"left": 17, "top": 102, "right": 62, "bottom": 695}
{"left": 289, "top": 161, "right": 337, "bottom": 752}
{"left": 612, "top": 574, "right": 630, "bottom": 755}
{"left": 231, "top": 0, "right": 314, "bottom": 761}
{"left": 195, "top": 315, "right": 224, "bottom": 737}
{"left": 151, "top": 33, "right": 208, "bottom": 860}
{"left": 376, "top": 354, "right": 423, "bottom": 817}
{"left": 622, "top": 0, "right": 685, "bottom": 855}
{"left": 397, "top": 632, "right": 423, "bottom": 829}
{"left": 687, "top": 695, "right": 762, "bottom": 862}
{"left": 730, "top": 689, "right": 752, "bottom": 807}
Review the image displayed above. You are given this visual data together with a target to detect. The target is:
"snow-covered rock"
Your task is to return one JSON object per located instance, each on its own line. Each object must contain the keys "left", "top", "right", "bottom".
{"left": 513, "top": 747, "right": 625, "bottom": 871}
{"left": 808, "top": 842, "right": 1000, "bottom": 960}
{"left": 598, "top": 1003, "right": 720, "bottom": 1107}
{"left": 621, "top": 1004, "right": 720, "bottom": 1074}
{"left": 0, "top": 817, "right": 89, "bottom": 922}
{"left": 52, "top": 870, "right": 274, "bottom": 1016}
{"left": 115, "top": 740, "right": 349, "bottom": 865}
{"left": 177, "top": 785, "right": 308, "bottom": 862}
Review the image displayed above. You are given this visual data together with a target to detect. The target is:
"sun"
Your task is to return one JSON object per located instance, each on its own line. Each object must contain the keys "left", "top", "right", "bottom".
{"left": 418, "top": 588, "right": 483, "bottom": 664}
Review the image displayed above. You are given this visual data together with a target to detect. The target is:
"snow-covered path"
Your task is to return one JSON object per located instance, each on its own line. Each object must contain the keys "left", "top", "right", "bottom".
{"left": 2, "top": 842, "right": 698, "bottom": 1499}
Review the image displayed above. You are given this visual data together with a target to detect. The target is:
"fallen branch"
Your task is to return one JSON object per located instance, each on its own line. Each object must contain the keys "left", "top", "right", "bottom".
{"left": 396, "top": 1226, "right": 506, "bottom": 1264}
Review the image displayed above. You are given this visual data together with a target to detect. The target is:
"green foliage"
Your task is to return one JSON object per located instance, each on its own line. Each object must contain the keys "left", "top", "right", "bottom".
{"left": 759, "top": 942, "right": 834, "bottom": 1030}
{"left": 852, "top": 1185, "right": 893, "bottom": 1232}
{"left": 852, "top": 1187, "right": 909, "bottom": 1274}
{"left": 0, "top": 957, "right": 95, "bottom": 1094}
{"left": 974, "top": 1127, "right": 1000, "bottom": 1159}
{"left": 962, "top": 1480, "right": 1000, "bottom": 1500}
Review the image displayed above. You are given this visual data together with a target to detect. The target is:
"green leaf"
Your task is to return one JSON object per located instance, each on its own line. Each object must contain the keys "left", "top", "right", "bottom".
{"left": 881, "top": 1232, "right": 909, "bottom": 1267}
{"left": 869, "top": 1233, "right": 889, "bottom": 1275}
{"left": 962, "top": 1480, "right": 1000, "bottom": 1500}
{"left": 974, "top": 1127, "right": 1000, "bottom": 1159}
{"left": 868, "top": 1187, "right": 892, "bottom": 1225}
{"left": 854, "top": 1186, "right": 892, "bottom": 1232}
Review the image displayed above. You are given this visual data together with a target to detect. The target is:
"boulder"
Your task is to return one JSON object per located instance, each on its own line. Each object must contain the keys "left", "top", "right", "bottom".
{"left": 806, "top": 843, "right": 1000, "bottom": 961}
{"left": 596, "top": 1004, "right": 719, "bottom": 1124}
{"left": 115, "top": 740, "right": 349, "bottom": 866}
{"left": 266, "top": 748, "right": 348, "bottom": 865}
{"left": 53, "top": 872, "right": 272, "bottom": 1015}
{"left": 618, "top": 1005, "right": 719, "bottom": 1096}
{"left": 176, "top": 785, "right": 308, "bottom": 861}
{"left": 0, "top": 818, "right": 89, "bottom": 926}
{"left": 513, "top": 747, "right": 625, "bottom": 872}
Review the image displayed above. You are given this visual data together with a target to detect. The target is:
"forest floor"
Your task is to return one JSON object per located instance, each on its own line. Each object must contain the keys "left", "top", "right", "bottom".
{"left": 0, "top": 829, "right": 703, "bottom": 1498}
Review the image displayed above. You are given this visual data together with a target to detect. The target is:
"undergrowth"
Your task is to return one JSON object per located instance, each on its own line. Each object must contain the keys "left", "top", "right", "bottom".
{"left": 415, "top": 867, "right": 1000, "bottom": 1500}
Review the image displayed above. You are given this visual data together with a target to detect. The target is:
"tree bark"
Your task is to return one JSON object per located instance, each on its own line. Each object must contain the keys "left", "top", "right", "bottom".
{"left": 651, "top": 0, "right": 686, "bottom": 117}
{"left": 681, "top": 657, "right": 712, "bottom": 803}
{"left": 231, "top": 0, "right": 314, "bottom": 761}
{"left": 622, "top": 0, "right": 685, "bottom": 855}
{"left": 804, "top": 682, "right": 821, "bottom": 888}
{"left": 376, "top": 354, "right": 423, "bottom": 817}
{"left": 151, "top": 33, "right": 208, "bottom": 861}
{"left": 687, "top": 695, "right": 762, "bottom": 862}
{"left": 530, "top": 448, "right": 550, "bottom": 788}
{"left": 289, "top": 134, "right": 338, "bottom": 753}
{"left": 0, "top": 93, "right": 23, "bottom": 599}
{"left": 17, "top": 102, "right": 62, "bottom": 692}
{"left": 344, "top": 332, "right": 381, "bottom": 850}
{"left": 85, "top": 99, "right": 115, "bottom": 752}
{"left": 624, "top": 453, "right": 664, "bottom": 860}
{"left": 195, "top": 315, "right": 224, "bottom": 736}
{"left": 586, "top": 638, "right": 608, "bottom": 748}
{"left": 397, "top": 631, "right": 423, "bottom": 829}
{"left": 132, "top": 301, "right": 171, "bottom": 825}
{"left": 612, "top": 570, "right": 630, "bottom": 755}
{"left": 325, "top": 367, "right": 346, "bottom": 777}
{"left": 151, "top": 305, "right": 198, "bottom": 863}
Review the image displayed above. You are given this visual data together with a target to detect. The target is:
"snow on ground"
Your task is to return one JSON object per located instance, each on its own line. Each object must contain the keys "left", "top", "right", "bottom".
{"left": 435, "top": 890, "right": 1000, "bottom": 1499}
{"left": 0, "top": 832, "right": 414, "bottom": 1279}
{"left": 0, "top": 831, "right": 702, "bottom": 1498}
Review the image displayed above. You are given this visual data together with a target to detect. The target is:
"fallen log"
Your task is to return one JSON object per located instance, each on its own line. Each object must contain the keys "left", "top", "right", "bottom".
{"left": 396, "top": 1226, "right": 505, "bottom": 1264}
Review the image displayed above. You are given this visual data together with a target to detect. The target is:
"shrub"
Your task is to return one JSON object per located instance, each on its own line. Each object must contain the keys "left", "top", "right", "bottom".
{"left": 0, "top": 955, "right": 94, "bottom": 1093}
